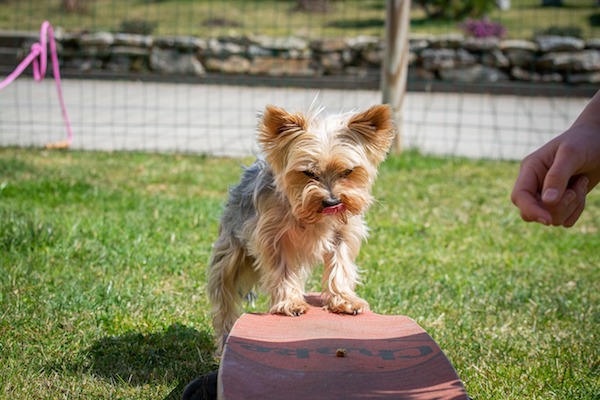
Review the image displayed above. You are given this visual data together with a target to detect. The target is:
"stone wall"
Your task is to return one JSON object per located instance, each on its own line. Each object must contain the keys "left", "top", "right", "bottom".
{"left": 1, "top": 29, "right": 599, "bottom": 86}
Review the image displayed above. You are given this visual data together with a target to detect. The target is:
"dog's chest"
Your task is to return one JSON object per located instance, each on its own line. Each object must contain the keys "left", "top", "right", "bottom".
{"left": 283, "top": 223, "right": 340, "bottom": 260}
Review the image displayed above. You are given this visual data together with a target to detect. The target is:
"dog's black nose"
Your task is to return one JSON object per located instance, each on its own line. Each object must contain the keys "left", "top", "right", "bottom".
{"left": 322, "top": 198, "right": 341, "bottom": 208}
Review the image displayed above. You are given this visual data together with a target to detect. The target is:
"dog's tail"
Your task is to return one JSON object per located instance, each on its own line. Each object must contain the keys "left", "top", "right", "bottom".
{"left": 207, "top": 236, "right": 258, "bottom": 352}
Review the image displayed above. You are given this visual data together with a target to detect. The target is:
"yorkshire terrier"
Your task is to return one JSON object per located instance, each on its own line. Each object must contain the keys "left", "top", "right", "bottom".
{"left": 207, "top": 103, "right": 395, "bottom": 349}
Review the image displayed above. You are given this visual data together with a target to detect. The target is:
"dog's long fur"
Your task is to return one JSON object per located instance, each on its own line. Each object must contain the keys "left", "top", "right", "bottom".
{"left": 207, "top": 104, "right": 395, "bottom": 349}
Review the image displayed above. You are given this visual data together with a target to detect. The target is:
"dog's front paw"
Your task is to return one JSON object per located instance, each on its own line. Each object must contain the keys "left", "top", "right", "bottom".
{"left": 270, "top": 299, "right": 310, "bottom": 317}
{"left": 327, "top": 294, "right": 369, "bottom": 315}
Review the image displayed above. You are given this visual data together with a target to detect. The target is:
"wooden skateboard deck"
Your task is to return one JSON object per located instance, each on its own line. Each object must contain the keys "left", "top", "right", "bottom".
{"left": 218, "top": 294, "right": 468, "bottom": 400}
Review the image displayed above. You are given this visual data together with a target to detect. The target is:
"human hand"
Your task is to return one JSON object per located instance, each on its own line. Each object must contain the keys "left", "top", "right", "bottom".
{"left": 511, "top": 124, "right": 600, "bottom": 227}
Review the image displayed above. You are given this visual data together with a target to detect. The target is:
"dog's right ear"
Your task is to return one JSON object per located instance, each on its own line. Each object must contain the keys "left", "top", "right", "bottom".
{"left": 259, "top": 105, "right": 307, "bottom": 139}
{"left": 258, "top": 106, "right": 307, "bottom": 172}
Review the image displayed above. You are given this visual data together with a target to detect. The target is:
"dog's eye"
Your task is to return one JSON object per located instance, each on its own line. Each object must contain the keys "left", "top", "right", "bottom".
{"left": 303, "top": 170, "right": 319, "bottom": 181}
{"left": 341, "top": 169, "right": 353, "bottom": 178}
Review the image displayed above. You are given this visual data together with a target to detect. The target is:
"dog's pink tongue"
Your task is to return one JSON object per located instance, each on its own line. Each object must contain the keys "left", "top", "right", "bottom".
{"left": 322, "top": 203, "right": 346, "bottom": 215}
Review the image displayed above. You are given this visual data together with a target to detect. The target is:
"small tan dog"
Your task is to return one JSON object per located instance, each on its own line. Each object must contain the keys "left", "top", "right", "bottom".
{"left": 207, "top": 104, "right": 395, "bottom": 349}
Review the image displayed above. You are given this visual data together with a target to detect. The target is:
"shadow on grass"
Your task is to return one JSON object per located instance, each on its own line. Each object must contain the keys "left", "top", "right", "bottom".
{"left": 327, "top": 18, "right": 384, "bottom": 30}
{"left": 410, "top": 17, "right": 457, "bottom": 31}
{"left": 62, "top": 324, "right": 217, "bottom": 399}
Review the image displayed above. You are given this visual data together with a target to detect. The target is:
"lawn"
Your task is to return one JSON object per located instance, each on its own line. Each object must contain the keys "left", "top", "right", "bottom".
{"left": 0, "top": 0, "right": 598, "bottom": 39}
{"left": 0, "top": 148, "right": 598, "bottom": 399}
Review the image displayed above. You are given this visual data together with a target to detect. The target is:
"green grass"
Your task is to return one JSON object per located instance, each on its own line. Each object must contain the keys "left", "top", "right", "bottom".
{"left": 1, "top": 148, "right": 598, "bottom": 399}
{"left": 0, "top": 0, "right": 597, "bottom": 39}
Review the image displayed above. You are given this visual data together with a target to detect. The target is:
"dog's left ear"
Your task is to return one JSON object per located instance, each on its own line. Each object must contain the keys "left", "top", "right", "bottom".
{"left": 347, "top": 104, "right": 395, "bottom": 164}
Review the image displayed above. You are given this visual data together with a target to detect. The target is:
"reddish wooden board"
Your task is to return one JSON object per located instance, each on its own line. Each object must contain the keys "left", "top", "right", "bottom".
{"left": 218, "top": 294, "right": 468, "bottom": 400}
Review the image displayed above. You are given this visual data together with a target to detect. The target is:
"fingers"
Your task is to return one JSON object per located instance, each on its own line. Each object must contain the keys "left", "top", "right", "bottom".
{"left": 512, "top": 191, "right": 552, "bottom": 225}
{"left": 512, "top": 167, "right": 589, "bottom": 227}
{"left": 547, "top": 189, "right": 578, "bottom": 226}
{"left": 546, "top": 176, "right": 589, "bottom": 227}
{"left": 562, "top": 198, "right": 585, "bottom": 227}
{"left": 560, "top": 176, "right": 589, "bottom": 227}
{"left": 511, "top": 159, "right": 551, "bottom": 224}
{"left": 541, "top": 144, "right": 582, "bottom": 205}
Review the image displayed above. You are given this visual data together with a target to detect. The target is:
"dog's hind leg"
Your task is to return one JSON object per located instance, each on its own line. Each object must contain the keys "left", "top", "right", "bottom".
{"left": 207, "top": 238, "right": 257, "bottom": 351}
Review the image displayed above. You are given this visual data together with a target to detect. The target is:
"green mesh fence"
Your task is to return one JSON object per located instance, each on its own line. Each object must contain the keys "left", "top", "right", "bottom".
{"left": 0, "top": 0, "right": 598, "bottom": 159}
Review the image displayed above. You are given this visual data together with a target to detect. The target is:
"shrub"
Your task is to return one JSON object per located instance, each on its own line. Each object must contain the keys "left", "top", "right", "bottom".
{"left": 459, "top": 17, "right": 506, "bottom": 38}
{"left": 119, "top": 19, "right": 158, "bottom": 35}
{"left": 535, "top": 26, "right": 583, "bottom": 38}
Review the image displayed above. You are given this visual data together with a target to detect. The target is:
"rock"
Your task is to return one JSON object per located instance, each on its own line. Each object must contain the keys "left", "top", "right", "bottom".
{"left": 203, "top": 58, "right": 220, "bottom": 72}
{"left": 413, "top": 67, "right": 436, "bottom": 80}
{"left": 408, "top": 51, "right": 418, "bottom": 66}
{"left": 247, "top": 44, "right": 273, "bottom": 58}
{"left": 482, "top": 48, "right": 510, "bottom": 68}
{"left": 79, "top": 31, "right": 114, "bottom": 56}
{"left": 150, "top": 48, "right": 205, "bottom": 75}
{"left": 114, "top": 33, "right": 153, "bottom": 48}
{"left": 106, "top": 55, "right": 132, "bottom": 72}
{"left": 511, "top": 66, "right": 563, "bottom": 83}
{"left": 537, "top": 50, "right": 600, "bottom": 72}
{"left": 535, "top": 35, "right": 585, "bottom": 52}
{"left": 80, "top": 31, "right": 114, "bottom": 46}
{"left": 205, "top": 55, "right": 250, "bottom": 74}
{"left": 504, "top": 49, "right": 536, "bottom": 68}
{"left": 420, "top": 48, "right": 476, "bottom": 70}
{"left": 219, "top": 35, "right": 253, "bottom": 47}
{"left": 420, "top": 48, "right": 456, "bottom": 70}
{"left": 499, "top": 39, "right": 538, "bottom": 52}
{"left": 429, "top": 33, "right": 465, "bottom": 49}
{"left": 154, "top": 36, "right": 206, "bottom": 51}
{"left": 52, "top": 30, "right": 79, "bottom": 47}
{"left": 499, "top": 40, "right": 538, "bottom": 67}
{"left": 249, "top": 57, "right": 315, "bottom": 76}
{"left": 62, "top": 57, "right": 103, "bottom": 72}
{"left": 346, "top": 36, "right": 381, "bottom": 65}
{"left": 129, "top": 57, "right": 147, "bottom": 73}
{"left": 110, "top": 46, "right": 150, "bottom": 57}
{"left": 345, "top": 36, "right": 380, "bottom": 50}
{"left": 455, "top": 48, "right": 477, "bottom": 67}
{"left": 439, "top": 64, "right": 508, "bottom": 82}
{"left": 207, "top": 38, "right": 245, "bottom": 57}
{"left": 409, "top": 33, "right": 434, "bottom": 52}
{"left": 311, "top": 37, "right": 347, "bottom": 52}
{"left": 285, "top": 48, "right": 312, "bottom": 60}
{"left": 566, "top": 71, "right": 600, "bottom": 84}
{"left": 463, "top": 37, "right": 500, "bottom": 52}
{"left": 319, "top": 51, "right": 344, "bottom": 73}
{"left": 251, "top": 35, "right": 309, "bottom": 52}
{"left": 343, "top": 66, "right": 377, "bottom": 77}
{"left": 360, "top": 47, "right": 382, "bottom": 65}
{"left": 246, "top": 36, "right": 310, "bottom": 59}
{"left": 22, "top": 37, "right": 64, "bottom": 55}
{"left": 0, "top": 29, "right": 40, "bottom": 48}
{"left": 586, "top": 38, "right": 600, "bottom": 50}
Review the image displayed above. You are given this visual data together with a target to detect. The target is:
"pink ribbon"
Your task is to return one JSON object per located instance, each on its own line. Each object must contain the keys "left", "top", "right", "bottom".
{"left": 0, "top": 21, "right": 73, "bottom": 148}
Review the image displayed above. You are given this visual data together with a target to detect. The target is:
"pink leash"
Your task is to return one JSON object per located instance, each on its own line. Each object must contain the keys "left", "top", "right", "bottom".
{"left": 0, "top": 21, "right": 73, "bottom": 148}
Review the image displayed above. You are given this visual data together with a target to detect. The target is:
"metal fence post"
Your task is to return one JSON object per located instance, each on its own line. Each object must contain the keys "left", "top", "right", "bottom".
{"left": 381, "top": 0, "right": 411, "bottom": 154}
